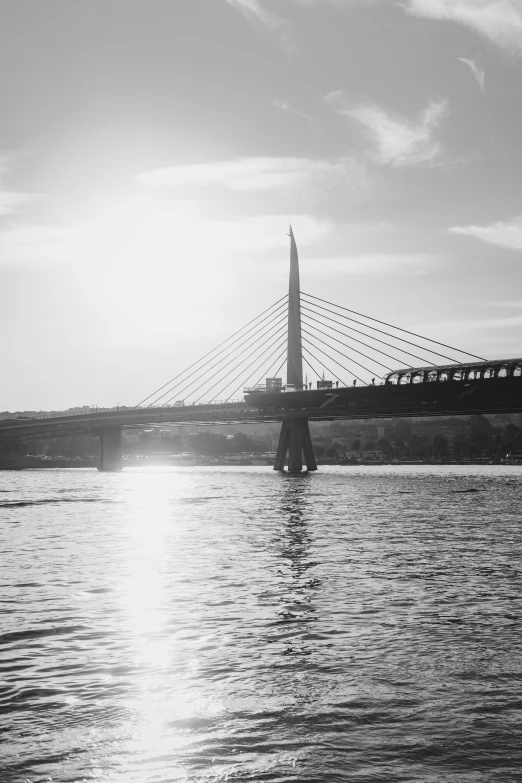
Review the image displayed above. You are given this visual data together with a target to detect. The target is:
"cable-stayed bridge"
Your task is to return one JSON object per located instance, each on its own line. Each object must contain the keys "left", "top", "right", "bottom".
{"left": 2, "top": 229, "right": 521, "bottom": 471}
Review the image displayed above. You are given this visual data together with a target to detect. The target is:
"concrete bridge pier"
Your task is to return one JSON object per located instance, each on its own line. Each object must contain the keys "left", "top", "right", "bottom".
{"left": 98, "top": 426, "right": 123, "bottom": 472}
{"left": 274, "top": 418, "right": 317, "bottom": 472}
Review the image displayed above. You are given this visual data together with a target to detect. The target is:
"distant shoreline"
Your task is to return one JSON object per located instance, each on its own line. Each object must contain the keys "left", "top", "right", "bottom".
{"left": 0, "top": 457, "right": 509, "bottom": 470}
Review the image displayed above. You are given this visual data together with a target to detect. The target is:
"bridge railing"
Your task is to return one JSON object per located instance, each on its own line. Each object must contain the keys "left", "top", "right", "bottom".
{"left": 3, "top": 399, "right": 249, "bottom": 424}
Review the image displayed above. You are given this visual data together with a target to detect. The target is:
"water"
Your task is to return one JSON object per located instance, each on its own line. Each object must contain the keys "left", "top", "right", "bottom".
{"left": 1, "top": 466, "right": 522, "bottom": 783}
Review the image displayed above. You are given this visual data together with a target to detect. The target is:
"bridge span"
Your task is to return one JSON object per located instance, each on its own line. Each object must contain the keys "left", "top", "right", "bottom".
{"left": 1, "top": 229, "right": 517, "bottom": 471}
{"left": 2, "top": 358, "right": 521, "bottom": 469}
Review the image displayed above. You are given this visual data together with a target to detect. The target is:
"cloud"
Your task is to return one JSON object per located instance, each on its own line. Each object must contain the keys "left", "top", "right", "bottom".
{"left": 139, "top": 157, "right": 333, "bottom": 190}
{"left": 285, "top": 0, "right": 382, "bottom": 6}
{"left": 342, "top": 99, "right": 449, "bottom": 167}
{"left": 450, "top": 215, "right": 522, "bottom": 249}
{"left": 137, "top": 157, "right": 371, "bottom": 218}
{"left": 222, "top": 0, "right": 382, "bottom": 34}
{"left": 0, "top": 211, "right": 331, "bottom": 269}
{"left": 221, "top": 0, "right": 294, "bottom": 47}
{"left": 222, "top": 0, "right": 285, "bottom": 29}
{"left": 273, "top": 100, "right": 314, "bottom": 123}
{"left": 137, "top": 156, "right": 369, "bottom": 200}
{"left": 457, "top": 57, "right": 486, "bottom": 91}
{"left": 404, "top": 0, "right": 522, "bottom": 55}
{"left": 323, "top": 89, "right": 344, "bottom": 104}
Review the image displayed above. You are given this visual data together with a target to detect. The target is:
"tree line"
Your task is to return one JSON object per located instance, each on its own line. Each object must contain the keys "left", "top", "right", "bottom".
{"left": 20, "top": 416, "right": 522, "bottom": 461}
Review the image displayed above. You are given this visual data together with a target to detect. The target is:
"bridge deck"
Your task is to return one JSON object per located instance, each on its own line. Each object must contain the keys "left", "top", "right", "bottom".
{"left": 1, "top": 375, "right": 521, "bottom": 440}
{"left": 246, "top": 376, "right": 522, "bottom": 419}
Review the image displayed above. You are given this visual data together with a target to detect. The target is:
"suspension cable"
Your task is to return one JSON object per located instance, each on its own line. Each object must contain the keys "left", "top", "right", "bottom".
{"left": 269, "top": 355, "right": 287, "bottom": 384}
{"left": 302, "top": 327, "right": 387, "bottom": 378}
{"left": 303, "top": 296, "right": 457, "bottom": 362}
{"left": 302, "top": 292, "right": 485, "bottom": 362}
{"left": 303, "top": 336, "right": 365, "bottom": 384}
{"left": 189, "top": 329, "right": 286, "bottom": 406}
{"left": 253, "top": 349, "right": 286, "bottom": 387}
{"left": 190, "top": 329, "right": 287, "bottom": 405}
{"left": 136, "top": 295, "right": 288, "bottom": 406}
{"left": 302, "top": 354, "right": 322, "bottom": 383}
{"left": 165, "top": 320, "right": 287, "bottom": 406}
{"left": 166, "top": 314, "right": 287, "bottom": 406}
{"left": 156, "top": 304, "right": 287, "bottom": 407}
{"left": 302, "top": 343, "right": 351, "bottom": 386}
{"left": 302, "top": 309, "right": 419, "bottom": 367}
{"left": 301, "top": 303, "right": 436, "bottom": 366}
{"left": 301, "top": 320, "right": 394, "bottom": 372}
{"left": 211, "top": 333, "right": 288, "bottom": 403}
{"left": 227, "top": 343, "right": 288, "bottom": 402}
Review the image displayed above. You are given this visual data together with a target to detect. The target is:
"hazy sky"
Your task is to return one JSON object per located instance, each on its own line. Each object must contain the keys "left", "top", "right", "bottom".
{"left": 1, "top": 0, "right": 522, "bottom": 409}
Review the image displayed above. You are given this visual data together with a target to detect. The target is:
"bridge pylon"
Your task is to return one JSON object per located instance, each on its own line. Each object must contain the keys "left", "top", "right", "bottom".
{"left": 274, "top": 228, "right": 317, "bottom": 472}
{"left": 98, "top": 426, "right": 123, "bottom": 472}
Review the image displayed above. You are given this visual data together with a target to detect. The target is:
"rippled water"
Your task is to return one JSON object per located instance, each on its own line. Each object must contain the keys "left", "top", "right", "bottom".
{"left": 1, "top": 466, "right": 522, "bottom": 783}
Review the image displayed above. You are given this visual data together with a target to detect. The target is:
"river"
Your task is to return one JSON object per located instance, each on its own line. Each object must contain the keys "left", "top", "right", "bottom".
{"left": 1, "top": 465, "right": 521, "bottom": 782}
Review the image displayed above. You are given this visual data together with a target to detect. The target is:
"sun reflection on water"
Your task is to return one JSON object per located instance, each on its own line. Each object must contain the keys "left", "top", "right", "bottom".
{"left": 112, "top": 469, "right": 220, "bottom": 781}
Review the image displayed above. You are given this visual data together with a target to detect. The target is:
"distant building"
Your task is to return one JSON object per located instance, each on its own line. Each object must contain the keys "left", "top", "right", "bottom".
{"left": 413, "top": 418, "right": 472, "bottom": 440}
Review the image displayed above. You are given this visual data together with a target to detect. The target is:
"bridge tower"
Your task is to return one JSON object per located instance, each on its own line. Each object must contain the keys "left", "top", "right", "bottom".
{"left": 273, "top": 228, "right": 317, "bottom": 472}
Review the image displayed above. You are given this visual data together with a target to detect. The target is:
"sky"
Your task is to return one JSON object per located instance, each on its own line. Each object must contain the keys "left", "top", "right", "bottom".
{"left": 1, "top": 0, "right": 522, "bottom": 409}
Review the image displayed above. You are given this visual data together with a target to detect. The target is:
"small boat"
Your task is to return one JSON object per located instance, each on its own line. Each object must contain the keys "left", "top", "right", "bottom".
{"left": 252, "top": 452, "right": 277, "bottom": 465}
{"left": 501, "top": 451, "right": 522, "bottom": 465}
{"left": 219, "top": 454, "right": 254, "bottom": 465}
{"left": 167, "top": 453, "right": 197, "bottom": 466}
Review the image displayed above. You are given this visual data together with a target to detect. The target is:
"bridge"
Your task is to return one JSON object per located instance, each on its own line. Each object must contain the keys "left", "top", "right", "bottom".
{"left": 2, "top": 229, "right": 521, "bottom": 471}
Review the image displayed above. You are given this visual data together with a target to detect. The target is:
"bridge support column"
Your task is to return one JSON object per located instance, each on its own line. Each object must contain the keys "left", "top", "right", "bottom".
{"left": 274, "top": 418, "right": 317, "bottom": 472}
{"left": 98, "top": 426, "right": 123, "bottom": 472}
